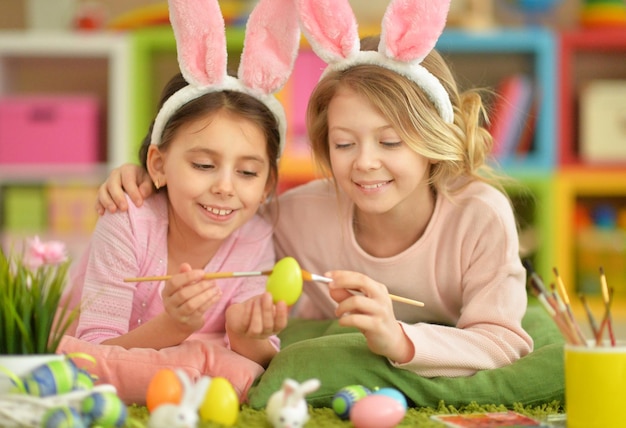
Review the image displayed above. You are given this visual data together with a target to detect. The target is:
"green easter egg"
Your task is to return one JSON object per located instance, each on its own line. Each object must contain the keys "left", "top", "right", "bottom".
{"left": 266, "top": 257, "right": 303, "bottom": 305}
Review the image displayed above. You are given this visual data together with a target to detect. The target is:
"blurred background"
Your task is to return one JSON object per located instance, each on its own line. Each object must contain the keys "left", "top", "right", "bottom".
{"left": 1, "top": 0, "right": 625, "bottom": 334}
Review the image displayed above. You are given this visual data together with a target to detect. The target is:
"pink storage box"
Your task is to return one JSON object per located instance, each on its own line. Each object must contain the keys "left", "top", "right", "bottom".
{"left": 0, "top": 95, "right": 101, "bottom": 164}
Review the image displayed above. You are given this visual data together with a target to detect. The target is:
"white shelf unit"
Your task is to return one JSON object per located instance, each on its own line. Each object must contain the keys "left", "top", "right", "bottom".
{"left": 0, "top": 31, "right": 133, "bottom": 255}
{"left": 0, "top": 31, "right": 132, "bottom": 169}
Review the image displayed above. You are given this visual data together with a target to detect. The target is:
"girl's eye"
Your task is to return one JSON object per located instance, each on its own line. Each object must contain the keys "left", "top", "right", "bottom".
{"left": 240, "top": 170, "right": 259, "bottom": 178}
{"left": 334, "top": 142, "right": 353, "bottom": 150}
{"left": 381, "top": 141, "right": 402, "bottom": 148}
{"left": 192, "top": 162, "right": 214, "bottom": 170}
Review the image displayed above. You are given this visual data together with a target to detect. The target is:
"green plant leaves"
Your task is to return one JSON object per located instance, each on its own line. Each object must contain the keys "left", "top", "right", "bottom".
{"left": 0, "top": 243, "right": 77, "bottom": 354}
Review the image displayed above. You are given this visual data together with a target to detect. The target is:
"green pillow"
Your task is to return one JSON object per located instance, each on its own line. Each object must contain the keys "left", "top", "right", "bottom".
{"left": 247, "top": 300, "right": 565, "bottom": 409}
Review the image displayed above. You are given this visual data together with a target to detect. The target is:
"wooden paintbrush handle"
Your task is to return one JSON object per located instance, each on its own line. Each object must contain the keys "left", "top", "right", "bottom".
{"left": 124, "top": 270, "right": 271, "bottom": 283}
{"left": 388, "top": 293, "right": 425, "bottom": 307}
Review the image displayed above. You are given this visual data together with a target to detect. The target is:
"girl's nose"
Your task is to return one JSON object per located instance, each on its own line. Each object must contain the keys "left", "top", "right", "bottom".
{"left": 211, "top": 171, "right": 235, "bottom": 197}
{"left": 354, "top": 144, "right": 381, "bottom": 171}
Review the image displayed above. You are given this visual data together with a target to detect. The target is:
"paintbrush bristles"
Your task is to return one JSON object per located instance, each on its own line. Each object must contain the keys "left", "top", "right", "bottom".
{"left": 523, "top": 259, "right": 588, "bottom": 346}
{"left": 553, "top": 267, "right": 570, "bottom": 305}
{"left": 599, "top": 267, "right": 610, "bottom": 304}
{"left": 301, "top": 270, "right": 332, "bottom": 283}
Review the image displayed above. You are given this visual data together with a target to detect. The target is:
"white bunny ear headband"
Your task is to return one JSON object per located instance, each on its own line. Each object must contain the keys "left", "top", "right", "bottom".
{"left": 296, "top": 0, "right": 454, "bottom": 124}
{"left": 150, "top": 0, "right": 301, "bottom": 156}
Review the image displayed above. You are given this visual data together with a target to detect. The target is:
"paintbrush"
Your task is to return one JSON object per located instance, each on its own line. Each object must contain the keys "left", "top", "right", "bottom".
{"left": 550, "top": 283, "right": 587, "bottom": 346}
{"left": 599, "top": 267, "right": 616, "bottom": 346}
{"left": 553, "top": 267, "right": 587, "bottom": 345}
{"left": 523, "top": 260, "right": 559, "bottom": 311}
{"left": 595, "top": 287, "right": 615, "bottom": 346}
{"left": 124, "top": 270, "right": 272, "bottom": 283}
{"left": 579, "top": 293, "right": 599, "bottom": 339}
{"left": 343, "top": 289, "right": 425, "bottom": 307}
{"left": 523, "top": 260, "right": 582, "bottom": 345}
{"left": 299, "top": 273, "right": 425, "bottom": 307}
{"left": 296, "top": 272, "right": 425, "bottom": 307}
{"left": 527, "top": 278, "right": 579, "bottom": 345}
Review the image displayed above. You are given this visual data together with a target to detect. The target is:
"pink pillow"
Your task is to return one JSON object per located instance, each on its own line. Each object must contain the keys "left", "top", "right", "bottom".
{"left": 57, "top": 334, "right": 265, "bottom": 405}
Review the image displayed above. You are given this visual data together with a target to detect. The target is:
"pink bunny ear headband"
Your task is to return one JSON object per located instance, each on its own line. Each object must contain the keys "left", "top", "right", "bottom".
{"left": 150, "top": 0, "right": 301, "bottom": 156}
{"left": 296, "top": 0, "right": 454, "bottom": 124}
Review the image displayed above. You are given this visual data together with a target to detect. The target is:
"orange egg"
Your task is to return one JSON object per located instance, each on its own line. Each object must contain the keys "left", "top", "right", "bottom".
{"left": 146, "top": 368, "right": 183, "bottom": 412}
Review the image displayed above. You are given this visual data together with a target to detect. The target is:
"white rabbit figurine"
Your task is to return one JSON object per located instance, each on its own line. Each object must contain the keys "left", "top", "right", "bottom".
{"left": 266, "top": 378, "right": 321, "bottom": 428}
{"left": 147, "top": 370, "right": 210, "bottom": 428}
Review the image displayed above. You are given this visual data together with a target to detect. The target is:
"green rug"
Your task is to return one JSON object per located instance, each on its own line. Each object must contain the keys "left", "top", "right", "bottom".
{"left": 126, "top": 400, "right": 565, "bottom": 427}
{"left": 121, "top": 301, "right": 566, "bottom": 427}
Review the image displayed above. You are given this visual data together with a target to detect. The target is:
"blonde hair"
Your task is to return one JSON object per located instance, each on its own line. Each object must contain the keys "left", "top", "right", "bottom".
{"left": 306, "top": 38, "right": 511, "bottom": 200}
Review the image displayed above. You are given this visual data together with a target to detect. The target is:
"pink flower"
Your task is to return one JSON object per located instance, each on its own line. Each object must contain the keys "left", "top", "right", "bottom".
{"left": 23, "top": 236, "right": 68, "bottom": 270}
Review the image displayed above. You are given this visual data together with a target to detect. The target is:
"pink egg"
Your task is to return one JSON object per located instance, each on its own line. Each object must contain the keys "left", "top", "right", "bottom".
{"left": 349, "top": 394, "right": 406, "bottom": 428}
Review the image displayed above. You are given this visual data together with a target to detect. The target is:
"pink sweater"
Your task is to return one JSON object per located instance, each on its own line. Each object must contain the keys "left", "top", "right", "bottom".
{"left": 266, "top": 178, "right": 533, "bottom": 377}
{"left": 69, "top": 193, "right": 277, "bottom": 348}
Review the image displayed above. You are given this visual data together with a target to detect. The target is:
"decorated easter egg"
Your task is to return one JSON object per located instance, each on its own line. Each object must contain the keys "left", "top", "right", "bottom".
{"left": 266, "top": 257, "right": 303, "bottom": 305}
{"left": 22, "top": 358, "right": 79, "bottom": 397}
{"left": 349, "top": 394, "right": 407, "bottom": 428}
{"left": 81, "top": 391, "right": 128, "bottom": 428}
{"left": 73, "top": 368, "right": 96, "bottom": 391}
{"left": 42, "top": 406, "right": 86, "bottom": 428}
{"left": 199, "top": 376, "right": 239, "bottom": 426}
{"left": 332, "top": 385, "right": 371, "bottom": 419}
{"left": 146, "top": 368, "right": 183, "bottom": 412}
{"left": 372, "top": 387, "right": 407, "bottom": 409}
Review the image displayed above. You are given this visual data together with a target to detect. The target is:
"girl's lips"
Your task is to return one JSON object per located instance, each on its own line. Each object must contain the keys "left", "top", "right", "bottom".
{"left": 353, "top": 180, "right": 392, "bottom": 191}
{"left": 200, "top": 204, "right": 236, "bottom": 220}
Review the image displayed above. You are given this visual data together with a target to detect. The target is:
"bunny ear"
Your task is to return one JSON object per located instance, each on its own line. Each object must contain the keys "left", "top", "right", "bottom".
{"left": 281, "top": 378, "right": 299, "bottom": 403}
{"left": 380, "top": 0, "right": 451, "bottom": 63}
{"left": 175, "top": 369, "right": 193, "bottom": 391}
{"left": 152, "top": 0, "right": 296, "bottom": 150}
{"left": 296, "top": 0, "right": 359, "bottom": 64}
{"left": 295, "top": 0, "right": 454, "bottom": 124}
{"left": 300, "top": 378, "right": 321, "bottom": 395}
{"left": 184, "top": 376, "right": 211, "bottom": 410}
{"left": 169, "top": 0, "right": 227, "bottom": 87}
{"left": 238, "top": 0, "right": 300, "bottom": 95}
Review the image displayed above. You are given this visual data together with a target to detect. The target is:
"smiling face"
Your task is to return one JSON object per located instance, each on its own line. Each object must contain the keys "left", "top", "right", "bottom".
{"left": 327, "top": 86, "right": 433, "bottom": 217}
{"left": 147, "top": 109, "right": 271, "bottom": 247}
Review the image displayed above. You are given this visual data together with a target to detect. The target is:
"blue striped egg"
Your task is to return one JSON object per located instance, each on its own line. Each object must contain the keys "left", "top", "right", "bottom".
{"left": 332, "top": 385, "right": 371, "bottom": 419}
{"left": 73, "top": 368, "right": 96, "bottom": 391}
{"left": 81, "top": 391, "right": 128, "bottom": 428}
{"left": 41, "top": 406, "right": 86, "bottom": 428}
{"left": 23, "top": 359, "right": 78, "bottom": 397}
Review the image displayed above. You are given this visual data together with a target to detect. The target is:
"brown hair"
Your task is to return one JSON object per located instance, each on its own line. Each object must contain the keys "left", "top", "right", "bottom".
{"left": 139, "top": 72, "right": 281, "bottom": 197}
{"left": 306, "top": 36, "right": 510, "bottom": 199}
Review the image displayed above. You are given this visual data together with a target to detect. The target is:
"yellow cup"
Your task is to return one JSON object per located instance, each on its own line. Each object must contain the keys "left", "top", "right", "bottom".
{"left": 565, "top": 343, "right": 626, "bottom": 428}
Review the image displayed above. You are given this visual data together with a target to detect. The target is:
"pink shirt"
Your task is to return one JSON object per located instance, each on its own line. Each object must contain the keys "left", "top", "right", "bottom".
{"left": 69, "top": 193, "right": 278, "bottom": 348}
{"left": 265, "top": 178, "right": 533, "bottom": 377}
